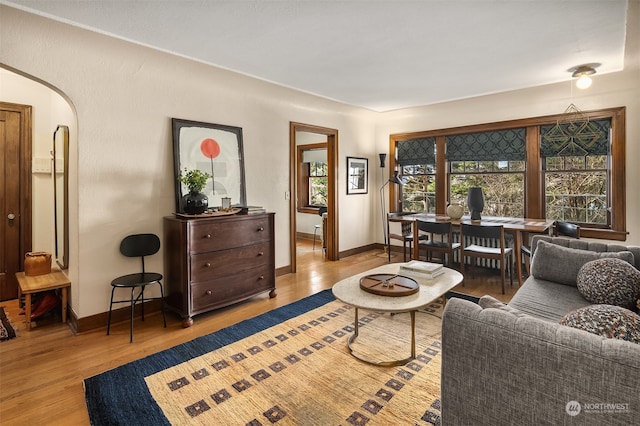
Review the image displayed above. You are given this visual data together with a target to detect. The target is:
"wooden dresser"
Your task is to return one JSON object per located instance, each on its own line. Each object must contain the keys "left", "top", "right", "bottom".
{"left": 163, "top": 213, "right": 276, "bottom": 327}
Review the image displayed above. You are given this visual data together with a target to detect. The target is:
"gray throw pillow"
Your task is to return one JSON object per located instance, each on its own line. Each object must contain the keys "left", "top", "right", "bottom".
{"left": 531, "top": 240, "right": 635, "bottom": 287}
{"left": 576, "top": 258, "right": 640, "bottom": 309}
{"left": 560, "top": 304, "right": 640, "bottom": 344}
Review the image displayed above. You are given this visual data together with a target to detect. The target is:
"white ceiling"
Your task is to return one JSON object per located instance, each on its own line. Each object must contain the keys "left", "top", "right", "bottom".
{"left": 2, "top": 0, "right": 629, "bottom": 112}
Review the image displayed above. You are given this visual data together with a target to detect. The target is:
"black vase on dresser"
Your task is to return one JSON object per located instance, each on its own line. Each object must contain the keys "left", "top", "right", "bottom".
{"left": 181, "top": 191, "right": 208, "bottom": 214}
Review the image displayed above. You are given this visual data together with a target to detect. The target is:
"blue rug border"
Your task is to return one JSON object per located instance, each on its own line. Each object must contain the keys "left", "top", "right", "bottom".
{"left": 84, "top": 289, "right": 336, "bottom": 426}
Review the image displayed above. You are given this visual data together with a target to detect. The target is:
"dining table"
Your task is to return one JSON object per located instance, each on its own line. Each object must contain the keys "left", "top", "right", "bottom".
{"left": 397, "top": 213, "right": 555, "bottom": 286}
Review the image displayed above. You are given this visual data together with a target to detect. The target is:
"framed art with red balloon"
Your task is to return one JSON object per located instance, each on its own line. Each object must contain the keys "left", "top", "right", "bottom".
{"left": 171, "top": 118, "right": 247, "bottom": 213}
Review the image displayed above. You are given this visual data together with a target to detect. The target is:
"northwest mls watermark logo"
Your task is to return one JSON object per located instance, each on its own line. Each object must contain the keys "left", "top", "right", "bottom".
{"left": 566, "top": 400, "right": 630, "bottom": 416}
{"left": 566, "top": 401, "right": 581, "bottom": 416}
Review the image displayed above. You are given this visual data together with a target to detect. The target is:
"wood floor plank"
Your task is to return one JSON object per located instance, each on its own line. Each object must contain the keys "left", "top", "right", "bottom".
{"left": 0, "top": 241, "right": 519, "bottom": 425}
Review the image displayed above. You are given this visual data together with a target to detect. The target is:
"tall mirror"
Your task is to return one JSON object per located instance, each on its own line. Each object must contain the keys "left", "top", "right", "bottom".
{"left": 53, "top": 125, "right": 69, "bottom": 269}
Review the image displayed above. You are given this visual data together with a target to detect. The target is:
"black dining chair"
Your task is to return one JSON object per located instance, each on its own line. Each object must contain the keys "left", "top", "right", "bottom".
{"left": 107, "top": 233, "right": 166, "bottom": 343}
{"left": 417, "top": 220, "right": 460, "bottom": 267}
{"left": 387, "top": 212, "right": 428, "bottom": 262}
{"left": 460, "top": 223, "right": 513, "bottom": 294}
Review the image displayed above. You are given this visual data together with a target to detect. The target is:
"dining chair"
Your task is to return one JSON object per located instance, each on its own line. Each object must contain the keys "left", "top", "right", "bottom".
{"left": 522, "top": 220, "right": 579, "bottom": 275}
{"left": 387, "top": 212, "right": 427, "bottom": 262}
{"left": 313, "top": 206, "right": 328, "bottom": 250}
{"left": 416, "top": 220, "right": 460, "bottom": 267}
{"left": 107, "top": 233, "right": 167, "bottom": 343}
{"left": 460, "top": 223, "right": 513, "bottom": 294}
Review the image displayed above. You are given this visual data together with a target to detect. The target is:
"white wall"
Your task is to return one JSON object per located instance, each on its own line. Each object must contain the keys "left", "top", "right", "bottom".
{"left": 1, "top": 4, "right": 638, "bottom": 321}
{"left": 0, "top": 6, "right": 378, "bottom": 318}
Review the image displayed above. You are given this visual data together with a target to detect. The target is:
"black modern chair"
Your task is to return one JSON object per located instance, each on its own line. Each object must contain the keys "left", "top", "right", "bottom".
{"left": 460, "top": 223, "right": 513, "bottom": 294}
{"left": 313, "top": 206, "right": 328, "bottom": 251}
{"left": 521, "top": 220, "right": 580, "bottom": 275}
{"left": 387, "top": 212, "right": 428, "bottom": 262}
{"left": 417, "top": 220, "right": 460, "bottom": 267}
{"left": 107, "top": 233, "right": 166, "bottom": 343}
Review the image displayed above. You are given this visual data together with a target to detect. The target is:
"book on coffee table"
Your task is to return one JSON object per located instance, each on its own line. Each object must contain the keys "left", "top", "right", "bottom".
{"left": 400, "top": 260, "right": 444, "bottom": 278}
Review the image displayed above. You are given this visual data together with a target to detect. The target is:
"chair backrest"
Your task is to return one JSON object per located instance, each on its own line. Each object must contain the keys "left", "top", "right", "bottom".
{"left": 553, "top": 221, "right": 580, "bottom": 238}
{"left": 318, "top": 206, "right": 328, "bottom": 217}
{"left": 388, "top": 212, "right": 412, "bottom": 236}
{"left": 417, "top": 220, "right": 451, "bottom": 236}
{"left": 120, "top": 234, "right": 160, "bottom": 272}
{"left": 461, "top": 223, "right": 506, "bottom": 252}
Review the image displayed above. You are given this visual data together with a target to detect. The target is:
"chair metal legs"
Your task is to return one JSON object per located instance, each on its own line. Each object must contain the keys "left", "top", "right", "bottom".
{"left": 107, "top": 281, "right": 166, "bottom": 343}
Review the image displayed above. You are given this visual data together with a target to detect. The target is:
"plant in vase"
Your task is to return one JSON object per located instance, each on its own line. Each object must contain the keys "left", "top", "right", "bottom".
{"left": 178, "top": 168, "right": 212, "bottom": 214}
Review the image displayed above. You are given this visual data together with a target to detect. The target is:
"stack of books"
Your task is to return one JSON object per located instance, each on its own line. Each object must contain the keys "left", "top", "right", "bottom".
{"left": 245, "top": 206, "right": 266, "bottom": 214}
{"left": 399, "top": 260, "right": 444, "bottom": 279}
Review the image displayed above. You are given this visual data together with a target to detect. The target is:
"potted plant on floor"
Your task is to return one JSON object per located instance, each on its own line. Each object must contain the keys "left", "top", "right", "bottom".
{"left": 178, "top": 168, "right": 212, "bottom": 214}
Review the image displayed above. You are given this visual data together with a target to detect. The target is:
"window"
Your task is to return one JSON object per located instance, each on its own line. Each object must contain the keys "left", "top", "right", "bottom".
{"left": 297, "top": 143, "right": 327, "bottom": 212}
{"left": 541, "top": 118, "right": 611, "bottom": 226}
{"left": 308, "top": 161, "right": 328, "bottom": 206}
{"left": 397, "top": 137, "right": 436, "bottom": 213}
{"left": 449, "top": 160, "right": 525, "bottom": 217}
{"left": 389, "top": 107, "right": 626, "bottom": 240}
{"left": 446, "top": 128, "right": 526, "bottom": 217}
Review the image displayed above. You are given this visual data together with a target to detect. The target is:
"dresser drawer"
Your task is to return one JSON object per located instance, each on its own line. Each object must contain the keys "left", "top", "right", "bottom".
{"left": 189, "top": 217, "right": 272, "bottom": 252}
{"left": 190, "top": 242, "right": 271, "bottom": 282}
{"left": 190, "top": 266, "right": 274, "bottom": 313}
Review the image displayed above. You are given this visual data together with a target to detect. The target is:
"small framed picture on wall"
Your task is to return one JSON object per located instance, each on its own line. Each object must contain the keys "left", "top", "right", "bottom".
{"left": 346, "top": 156, "right": 368, "bottom": 195}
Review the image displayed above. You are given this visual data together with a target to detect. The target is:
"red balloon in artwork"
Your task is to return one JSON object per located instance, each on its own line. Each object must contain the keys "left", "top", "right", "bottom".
{"left": 200, "top": 138, "right": 220, "bottom": 159}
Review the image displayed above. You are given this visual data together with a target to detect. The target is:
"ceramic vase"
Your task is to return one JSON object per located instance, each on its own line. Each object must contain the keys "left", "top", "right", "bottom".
{"left": 182, "top": 191, "right": 208, "bottom": 214}
{"left": 446, "top": 202, "right": 464, "bottom": 220}
{"left": 467, "top": 187, "right": 485, "bottom": 220}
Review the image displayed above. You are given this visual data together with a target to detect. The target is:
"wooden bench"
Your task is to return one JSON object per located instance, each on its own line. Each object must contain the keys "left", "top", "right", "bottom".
{"left": 16, "top": 269, "right": 71, "bottom": 331}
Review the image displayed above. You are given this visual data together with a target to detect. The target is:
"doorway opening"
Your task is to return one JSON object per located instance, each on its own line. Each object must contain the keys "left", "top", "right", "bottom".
{"left": 289, "top": 122, "right": 339, "bottom": 272}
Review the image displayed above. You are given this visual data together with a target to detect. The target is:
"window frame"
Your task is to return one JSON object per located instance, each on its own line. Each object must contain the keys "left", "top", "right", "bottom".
{"left": 388, "top": 106, "right": 626, "bottom": 241}
{"left": 296, "top": 143, "right": 328, "bottom": 214}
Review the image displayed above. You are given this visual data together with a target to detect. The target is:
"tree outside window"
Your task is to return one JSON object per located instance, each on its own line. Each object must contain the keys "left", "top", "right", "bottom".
{"left": 308, "top": 161, "right": 328, "bottom": 207}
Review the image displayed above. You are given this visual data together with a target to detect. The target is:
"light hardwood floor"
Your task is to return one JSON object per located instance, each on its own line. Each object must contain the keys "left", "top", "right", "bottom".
{"left": 0, "top": 240, "right": 519, "bottom": 425}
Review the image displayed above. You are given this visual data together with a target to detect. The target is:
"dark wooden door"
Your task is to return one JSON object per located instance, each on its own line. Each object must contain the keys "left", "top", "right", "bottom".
{"left": 0, "top": 102, "right": 32, "bottom": 301}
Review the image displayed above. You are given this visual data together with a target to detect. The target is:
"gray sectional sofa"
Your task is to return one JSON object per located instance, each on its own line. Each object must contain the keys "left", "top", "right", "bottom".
{"left": 441, "top": 236, "right": 640, "bottom": 425}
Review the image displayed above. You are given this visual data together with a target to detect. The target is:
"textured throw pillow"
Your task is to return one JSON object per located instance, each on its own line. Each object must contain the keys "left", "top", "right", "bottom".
{"left": 576, "top": 258, "right": 640, "bottom": 309}
{"left": 560, "top": 304, "right": 640, "bottom": 344}
{"left": 530, "top": 240, "right": 635, "bottom": 286}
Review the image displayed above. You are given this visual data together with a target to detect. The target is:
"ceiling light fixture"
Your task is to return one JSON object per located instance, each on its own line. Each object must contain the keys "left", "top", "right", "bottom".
{"left": 570, "top": 64, "right": 599, "bottom": 89}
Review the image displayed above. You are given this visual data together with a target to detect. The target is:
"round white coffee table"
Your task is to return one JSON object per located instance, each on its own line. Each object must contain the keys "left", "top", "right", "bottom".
{"left": 332, "top": 263, "right": 463, "bottom": 366}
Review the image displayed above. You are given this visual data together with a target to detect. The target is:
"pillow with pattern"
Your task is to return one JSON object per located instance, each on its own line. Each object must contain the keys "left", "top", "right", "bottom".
{"left": 576, "top": 258, "right": 640, "bottom": 309}
{"left": 560, "top": 304, "right": 640, "bottom": 344}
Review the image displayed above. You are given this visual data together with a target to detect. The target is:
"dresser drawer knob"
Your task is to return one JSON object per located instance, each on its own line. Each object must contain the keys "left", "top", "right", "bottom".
{"left": 204, "top": 233, "right": 212, "bottom": 239}
{"left": 206, "top": 290, "right": 212, "bottom": 295}
{"left": 257, "top": 226, "right": 264, "bottom": 232}
{"left": 258, "top": 275, "right": 264, "bottom": 280}
{"left": 204, "top": 262, "right": 211, "bottom": 268}
{"left": 258, "top": 252, "right": 264, "bottom": 256}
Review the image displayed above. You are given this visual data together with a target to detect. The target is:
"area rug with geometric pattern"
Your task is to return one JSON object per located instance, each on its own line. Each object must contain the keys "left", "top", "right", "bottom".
{"left": 84, "top": 289, "right": 444, "bottom": 425}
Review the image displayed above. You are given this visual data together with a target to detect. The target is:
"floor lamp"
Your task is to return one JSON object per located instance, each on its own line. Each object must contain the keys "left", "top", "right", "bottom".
{"left": 380, "top": 162, "right": 406, "bottom": 253}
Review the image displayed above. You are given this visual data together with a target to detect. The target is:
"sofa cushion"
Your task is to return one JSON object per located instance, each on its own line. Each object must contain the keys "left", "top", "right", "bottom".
{"left": 531, "top": 240, "right": 635, "bottom": 286}
{"left": 560, "top": 304, "right": 640, "bottom": 344}
{"left": 576, "top": 258, "right": 640, "bottom": 309}
{"left": 508, "top": 276, "right": 591, "bottom": 322}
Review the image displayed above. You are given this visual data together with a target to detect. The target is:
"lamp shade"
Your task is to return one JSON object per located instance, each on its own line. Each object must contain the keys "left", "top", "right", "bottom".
{"left": 467, "top": 187, "right": 484, "bottom": 220}
{"left": 389, "top": 170, "right": 407, "bottom": 185}
{"left": 379, "top": 153, "right": 387, "bottom": 168}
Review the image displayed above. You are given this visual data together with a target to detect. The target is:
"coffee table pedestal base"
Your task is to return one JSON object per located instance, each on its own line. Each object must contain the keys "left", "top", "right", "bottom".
{"left": 347, "top": 307, "right": 416, "bottom": 367}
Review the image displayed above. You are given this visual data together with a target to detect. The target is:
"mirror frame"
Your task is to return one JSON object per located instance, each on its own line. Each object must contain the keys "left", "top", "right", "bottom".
{"left": 53, "top": 125, "right": 69, "bottom": 269}
{"left": 171, "top": 118, "right": 247, "bottom": 213}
